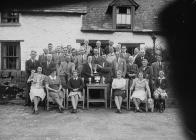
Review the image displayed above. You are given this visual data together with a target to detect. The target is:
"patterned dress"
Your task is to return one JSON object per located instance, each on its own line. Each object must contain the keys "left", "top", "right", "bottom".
{"left": 29, "top": 73, "right": 46, "bottom": 101}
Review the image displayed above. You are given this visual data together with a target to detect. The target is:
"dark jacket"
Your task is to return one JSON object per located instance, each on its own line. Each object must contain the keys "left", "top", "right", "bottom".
{"left": 154, "top": 78, "right": 167, "bottom": 90}
{"left": 41, "top": 61, "right": 56, "bottom": 76}
{"left": 25, "top": 59, "right": 40, "bottom": 78}
{"left": 67, "top": 77, "right": 84, "bottom": 92}
{"left": 81, "top": 63, "right": 94, "bottom": 82}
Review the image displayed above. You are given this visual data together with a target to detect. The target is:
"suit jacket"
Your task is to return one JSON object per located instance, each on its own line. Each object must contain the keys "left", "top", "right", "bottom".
{"left": 154, "top": 78, "right": 167, "bottom": 90}
{"left": 113, "top": 57, "right": 127, "bottom": 77}
{"left": 53, "top": 53, "right": 62, "bottom": 65}
{"left": 92, "top": 55, "right": 104, "bottom": 65}
{"left": 150, "top": 61, "right": 166, "bottom": 80}
{"left": 58, "top": 62, "right": 75, "bottom": 79}
{"left": 42, "top": 61, "right": 56, "bottom": 76}
{"left": 93, "top": 47, "right": 104, "bottom": 56}
{"left": 138, "top": 66, "right": 151, "bottom": 80}
{"left": 38, "top": 54, "right": 47, "bottom": 64}
{"left": 75, "top": 54, "right": 87, "bottom": 73}
{"left": 126, "top": 63, "right": 138, "bottom": 79}
{"left": 97, "top": 60, "right": 114, "bottom": 84}
{"left": 120, "top": 52, "right": 131, "bottom": 63}
{"left": 134, "top": 54, "right": 148, "bottom": 68}
{"left": 81, "top": 63, "right": 94, "bottom": 82}
{"left": 25, "top": 59, "right": 40, "bottom": 78}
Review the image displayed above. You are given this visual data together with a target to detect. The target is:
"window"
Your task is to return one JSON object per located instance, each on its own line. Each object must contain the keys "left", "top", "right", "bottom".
{"left": 116, "top": 7, "right": 131, "bottom": 29}
{"left": 1, "top": 42, "right": 21, "bottom": 70}
{"left": 1, "top": 12, "right": 19, "bottom": 23}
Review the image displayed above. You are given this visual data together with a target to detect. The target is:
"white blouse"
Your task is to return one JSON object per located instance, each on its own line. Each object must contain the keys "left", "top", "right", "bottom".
{"left": 112, "top": 78, "right": 126, "bottom": 90}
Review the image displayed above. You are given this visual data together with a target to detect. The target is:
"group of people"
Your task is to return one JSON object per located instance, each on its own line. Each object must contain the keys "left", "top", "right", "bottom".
{"left": 25, "top": 40, "right": 168, "bottom": 114}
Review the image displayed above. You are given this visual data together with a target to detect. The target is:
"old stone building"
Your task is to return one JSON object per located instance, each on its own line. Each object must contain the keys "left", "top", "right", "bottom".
{"left": 0, "top": 0, "right": 172, "bottom": 71}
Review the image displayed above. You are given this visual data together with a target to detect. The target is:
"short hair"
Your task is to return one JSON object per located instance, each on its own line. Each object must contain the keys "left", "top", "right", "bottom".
{"left": 47, "top": 54, "right": 52, "bottom": 57}
{"left": 72, "top": 70, "right": 78, "bottom": 74}
{"left": 48, "top": 43, "right": 53, "bottom": 46}
{"left": 96, "top": 41, "right": 101, "bottom": 44}
{"left": 117, "top": 70, "right": 122, "bottom": 75}
{"left": 121, "top": 45, "right": 126, "bottom": 49}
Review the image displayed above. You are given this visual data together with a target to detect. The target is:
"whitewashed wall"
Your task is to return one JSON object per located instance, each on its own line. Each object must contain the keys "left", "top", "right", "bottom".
{"left": 0, "top": 13, "right": 166, "bottom": 70}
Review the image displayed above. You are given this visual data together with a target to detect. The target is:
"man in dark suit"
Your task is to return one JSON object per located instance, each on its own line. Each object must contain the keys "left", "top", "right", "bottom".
{"left": 25, "top": 50, "right": 40, "bottom": 106}
{"left": 93, "top": 40, "right": 104, "bottom": 56}
{"left": 134, "top": 49, "right": 148, "bottom": 68}
{"left": 81, "top": 55, "right": 94, "bottom": 85}
{"left": 42, "top": 54, "right": 56, "bottom": 76}
{"left": 38, "top": 48, "right": 48, "bottom": 64}
{"left": 92, "top": 48, "right": 104, "bottom": 66}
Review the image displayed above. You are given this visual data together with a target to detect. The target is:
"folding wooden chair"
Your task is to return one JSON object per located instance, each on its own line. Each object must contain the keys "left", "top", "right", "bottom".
{"left": 110, "top": 78, "right": 129, "bottom": 110}
{"left": 45, "top": 87, "right": 66, "bottom": 111}
{"left": 66, "top": 78, "right": 85, "bottom": 109}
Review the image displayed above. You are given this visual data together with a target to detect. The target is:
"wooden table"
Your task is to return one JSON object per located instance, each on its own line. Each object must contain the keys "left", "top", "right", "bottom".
{"left": 87, "top": 83, "right": 109, "bottom": 109}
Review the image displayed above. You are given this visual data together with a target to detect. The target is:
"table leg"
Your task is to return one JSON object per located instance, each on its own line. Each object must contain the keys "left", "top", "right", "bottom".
{"left": 87, "top": 87, "right": 89, "bottom": 109}
{"left": 105, "top": 87, "right": 107, "bottom": 109}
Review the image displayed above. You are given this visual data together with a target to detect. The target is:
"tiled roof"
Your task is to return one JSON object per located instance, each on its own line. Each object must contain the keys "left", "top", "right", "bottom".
{"left": 14, "top": 2, "right": 87, "bottom": 14}
{"left": 81, "top": 0, "right": 174, "bottom": 32}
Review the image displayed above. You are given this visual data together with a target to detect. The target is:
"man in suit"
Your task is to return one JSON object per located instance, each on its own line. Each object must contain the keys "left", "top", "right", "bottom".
{"left": 81, "top": 55, "right": 94, "bottom": 85}
{"left": 60, "top": 46, "right": 69, "bottom": 62}
{"left": 75, "top": 48, "right": 88, "bottom": 75}
{"left": 42, "top": 54, "right": 56, "bottom": 76}
{"left": 132, "top": 48, "right": 139, "bottom": 63}
{"left": 53, "top": 46, "right": 62, "bottom": 66}
{"left": 134, "top": 49, "right": 148, "bottom": 68}
{"left": 97, "top": 54, "right": 114, "bottom": 84}
{"left": 38, "top": 48, "right": 48, "bottom": 64}
{"left": 48, "top": 43, "right": 55, "bottom": 55}
{"left": 150, "top": 54, "right": 166, "bottom": 92}
{"left": 120, "top": 45, "right": 131, "bottom": 63}
{"left": 25, "top": 50, "right": 40, "bottom": 106}
{"left": 106, "top": 47, "right": 116, "bottom": 64}
{"left": 58, "top": 55, "right": 75, "bottom": 87}
{"left": 92, "top": 48, "right": 104, "bottom": 66}
{"left": 113, "top": 51, "right": 127, "bottom": 78}
{"left": 84, "top": 40, "right": 93, "bottom": 55}
{"left": 94, "top": 40, "right": 104, "bottom": 56}
{"left": 105, "top": 40, "right": 114, "bottom": 55}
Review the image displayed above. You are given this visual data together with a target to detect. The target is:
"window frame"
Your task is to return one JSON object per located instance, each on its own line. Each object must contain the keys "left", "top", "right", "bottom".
{"left": 112, "top": 5, "right": 135, "bottom": 31}
{"left": 1, "top": 42, "right": 21, "bottom": 70}
{"left": 0, "top": 11, "right": 21, "bottom": 26}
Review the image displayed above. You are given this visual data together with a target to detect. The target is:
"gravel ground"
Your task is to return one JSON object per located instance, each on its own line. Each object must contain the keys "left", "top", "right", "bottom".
{"left": 0, "top": 104, "right": 188, "bottom": 140}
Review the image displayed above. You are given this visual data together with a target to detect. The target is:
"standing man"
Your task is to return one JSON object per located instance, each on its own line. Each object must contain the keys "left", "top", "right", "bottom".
{"left": 94, "top": 40, "right": 104, "bottom": 56}
{"left": 38, "top": 48, "right": 48, "bottom": 64}
{"left": 53, "top": 46, "right": 62, "bottom": 67}
{"left": 134, "top": 49, "right": 147, "bottom": 68}
{"left": 25, "top": 50, "right": 40, "bottom": 106}
{"left": 84, "top": 40, "right": 92, "bottom": 55}
{"left": 132, "top": 48, "right": 139, "bottom": 63}
{"left": 59, "top": 55, "right": 75, "bottom": 87}
{"left": 92, "top": 48, "right": 104, "bottom": 66}
{"left": 106, "top": 47, "right": 116, "bottom": 64}
{"left": 75, "top": 48, "right": 87, "bottom": 75}
{"left": 105, "top": 40, "right": 114, "bottom": 55}
{"left": 113, "top": 51, "right": 127, "bottom": 78}
{"left": 42, "top": 54, "right": 56, "bottom": 76}
{"left": 120, "top": 45, "right": 131, "bottom": 63}
{"left": 48, "top": 43, "right": 55, "bottom": 55}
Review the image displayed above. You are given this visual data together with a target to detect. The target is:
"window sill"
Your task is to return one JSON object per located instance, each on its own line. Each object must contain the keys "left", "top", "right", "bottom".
{"left": 114, "top": 29, "right": 133, "bottom": 32}
{"left": 0, "top": 23, "right": 21, "bottom": 27}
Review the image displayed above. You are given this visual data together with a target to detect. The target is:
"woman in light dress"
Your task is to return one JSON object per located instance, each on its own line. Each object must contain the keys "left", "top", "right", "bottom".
{"left": 28, "top": 67, "right": 46, "bottom": 114}
{"left": 130, "top": 71, "right": 151, "bottom": 112}
{"left": 112, "top": 70, "right": 126, "bottom": 113}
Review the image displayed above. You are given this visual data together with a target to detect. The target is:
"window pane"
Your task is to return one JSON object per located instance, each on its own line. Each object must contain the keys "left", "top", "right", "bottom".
{"left": 127, "top": 8, "right": 131, "bottom": 14}
{"left": 117, "top": 14, "right": 121, "bottom": 24}
{"left": 1, "top": 12, "right": 19, "bottom": 23}
{"left": 7, "top": 57, "right": 16, "bottom": 69}
{"left": 121, "top": 14, "right": 126, "bottom": 24}
{"left": 126, "top": 15, "right": 131, "bottom": 24}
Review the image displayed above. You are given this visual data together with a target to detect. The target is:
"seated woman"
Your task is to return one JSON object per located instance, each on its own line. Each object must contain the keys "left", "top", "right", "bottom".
{"left": 153, "top": 70, "right": 168, "bottom": 112}
{"left": 112, "top": 70, "right": 126, "bottom": 113}
{"left": 67, "top": 70, "right": 84, "bottom": 113}
{"left": 130, "top": 71, "right": 151, "bottom": 112}
{"left": 27, "top": 67, "right": 46, "bottom": 114}
{"left": 45, "top": 68, "right": 65, "bottom": 113}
